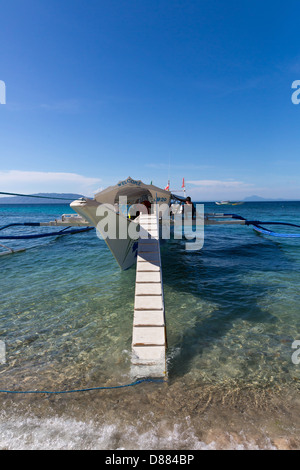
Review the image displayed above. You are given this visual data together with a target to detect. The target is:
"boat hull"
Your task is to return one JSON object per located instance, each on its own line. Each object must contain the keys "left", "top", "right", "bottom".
{"left": 70, "top": 199, "right": 139, "bottom": 270}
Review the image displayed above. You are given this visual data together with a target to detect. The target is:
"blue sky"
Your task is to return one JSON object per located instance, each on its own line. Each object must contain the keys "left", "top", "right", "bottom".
{"left": 1, "top": 0, "right": 300, "bottom": 200}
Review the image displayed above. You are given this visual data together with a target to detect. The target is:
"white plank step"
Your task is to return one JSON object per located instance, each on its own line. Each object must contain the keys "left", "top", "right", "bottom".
{"left": 136, "top": 261, "right": 160, "bottom": 272}
{"left": 133, "top": 310, "right": 165, "bottom": 326}
{"left": 136, "top": 271, "right": 161, "bottom": 282}
{"left": 135, "top": 283, "right": 162, "bottom": 295}
{"left": 139, "top": 223, "right": 156, "bottom": 227}
{"left": 140, "top": 225, "right": 157, "bottom": 229}
{"left": 137, "top": 253, "right": 160, "bottom": 262}
{"left": 138, "top": 244, "right": 159, "bottom": 253}
{"left": 134, "top": 295, "right": 163, "bottom": 310}
{"left": 132, "top": 345, "right": 166, "bottom": 363}
{"left": 139, "top": 215, "right": 157, "bottom": 220}
{"left": 132, "top": 326, "right": 165, "bottom": 346}
{"left": 138, "top": 238, "right": 158, "bottom": 245}
{"left": 140, "top": 227, "right": 158, "bottom": 235}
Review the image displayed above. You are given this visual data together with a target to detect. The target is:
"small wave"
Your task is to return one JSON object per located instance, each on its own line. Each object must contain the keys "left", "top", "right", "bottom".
{"left": 0, "top": 411, "right": 281, "bottom": 450}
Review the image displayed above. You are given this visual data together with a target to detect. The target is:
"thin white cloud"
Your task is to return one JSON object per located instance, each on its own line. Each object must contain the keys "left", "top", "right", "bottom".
{"left": 5, "top": 99, "right": 81, "bottom": 113}
{"left": 187, "top": 179, "right": 253, "bottom": 188}
{"left": 0, "top": 170, "right": 101, "bottom": 197}
{"left": 194, "top": 76, "right": 263, "bottom": 97}
{"left": 146, "top": 163, "right": 215, "bottom": 170}
{"left": 40, "top": 99, "right": 80, "bottom": 112}
{"left": 185, "top": 179, "right": 254, "bottom": 201}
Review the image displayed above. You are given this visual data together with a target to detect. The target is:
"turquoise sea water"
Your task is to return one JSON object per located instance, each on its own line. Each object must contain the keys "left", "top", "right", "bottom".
{"left": 0, "top": 202, "right": 300, "bottom": 449}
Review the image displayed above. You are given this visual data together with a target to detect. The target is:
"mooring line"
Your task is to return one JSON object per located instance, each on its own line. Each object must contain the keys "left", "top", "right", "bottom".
{"left": 0, "top": 378, "right": 165, "bottom": 394}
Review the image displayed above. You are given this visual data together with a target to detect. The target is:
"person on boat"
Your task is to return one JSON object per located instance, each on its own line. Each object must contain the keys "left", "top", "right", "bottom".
{"left": 141, "top": 200, "right": 151, "bottom": 214}
{"left": 184, "top": 196, "right": 196, "bottom": 218}
{"left": 128, "top": 199, "right": 151, "bottom": 219}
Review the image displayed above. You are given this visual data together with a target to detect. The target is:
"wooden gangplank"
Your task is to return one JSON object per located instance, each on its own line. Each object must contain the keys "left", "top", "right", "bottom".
{"left": 131, "top": 212, "right": 167, "bottom": 379}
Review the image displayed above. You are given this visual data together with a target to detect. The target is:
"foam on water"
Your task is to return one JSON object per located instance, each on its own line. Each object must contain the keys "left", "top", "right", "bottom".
{"left": 0, "top": 410, "right": 281, "bottom": 450}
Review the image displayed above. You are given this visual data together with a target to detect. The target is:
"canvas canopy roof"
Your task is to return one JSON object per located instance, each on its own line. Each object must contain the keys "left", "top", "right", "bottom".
{"left": 94, "top": 177, "right": 172, "bottom": 206}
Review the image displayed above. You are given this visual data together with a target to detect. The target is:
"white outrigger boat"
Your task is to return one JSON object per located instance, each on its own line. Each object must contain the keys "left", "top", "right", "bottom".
{"left": 215, "top": 201, "right": 244, "bottom": 206}
{"left": 70, "top": 176, "right": 226, "bottom": 269}
{"left": 70, "top": 177, "right": 175, "bottom": 270}
{"left": 66, "top": 176, "right": 299, "bottom": 270}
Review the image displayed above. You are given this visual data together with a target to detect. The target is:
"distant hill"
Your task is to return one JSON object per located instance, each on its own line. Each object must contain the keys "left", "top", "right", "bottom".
{"left": 243, "top": 195, "right": 287, "bottom": 202}
{"left": 0, "top": 193, "right": 86, "bottom": 204}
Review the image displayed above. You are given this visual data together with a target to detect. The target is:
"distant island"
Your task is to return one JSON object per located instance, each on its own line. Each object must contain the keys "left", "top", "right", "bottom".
{"left": 0, "top": 193, "right": 87, "bottom": 204}
{"left": 243, "top": 195, "right": 294, "bottom": 202}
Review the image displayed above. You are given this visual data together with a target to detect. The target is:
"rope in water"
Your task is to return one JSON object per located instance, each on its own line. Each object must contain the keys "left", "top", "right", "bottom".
{"left": 0, "top": 378, "right": 164, "bottom": 394}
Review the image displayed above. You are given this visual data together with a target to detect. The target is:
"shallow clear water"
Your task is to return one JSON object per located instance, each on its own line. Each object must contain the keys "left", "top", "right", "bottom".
{"left": 0, "top": 202, "right": 300, "bottom": 449}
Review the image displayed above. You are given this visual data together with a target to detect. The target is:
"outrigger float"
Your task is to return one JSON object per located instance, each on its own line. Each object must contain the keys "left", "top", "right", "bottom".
{"left": 1, "top": 177, "right": 300, "bottom": 378}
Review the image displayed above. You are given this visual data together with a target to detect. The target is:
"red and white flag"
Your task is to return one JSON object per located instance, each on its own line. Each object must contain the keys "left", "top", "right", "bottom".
{"left": 164, "top": 182, "right": 170, "bottom": 191}
{"left": 182, "top": 177, "right": 185, "bottom": 188}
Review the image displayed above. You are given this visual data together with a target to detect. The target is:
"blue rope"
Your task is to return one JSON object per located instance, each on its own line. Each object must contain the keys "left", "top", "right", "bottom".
{"left": 0, "top": 378, "right": 164, "bottom": 394}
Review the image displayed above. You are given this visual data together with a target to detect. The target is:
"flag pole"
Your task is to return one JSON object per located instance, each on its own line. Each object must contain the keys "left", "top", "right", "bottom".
{"left": 182, "top": 177, "right": 186, "bottom": 198}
